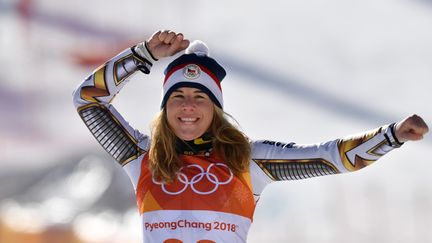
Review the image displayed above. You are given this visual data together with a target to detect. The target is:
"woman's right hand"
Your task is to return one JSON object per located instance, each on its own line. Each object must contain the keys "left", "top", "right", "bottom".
{"left": 146, "top": 30, "right": 190, "bottom": 60}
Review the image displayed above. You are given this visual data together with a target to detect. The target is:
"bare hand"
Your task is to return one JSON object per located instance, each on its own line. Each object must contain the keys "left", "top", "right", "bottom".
{"left": 146, "top": 30, "right": 190, "bottom": 60}
{"left": 395, "top": 114, "right": 429, "bottom": 142}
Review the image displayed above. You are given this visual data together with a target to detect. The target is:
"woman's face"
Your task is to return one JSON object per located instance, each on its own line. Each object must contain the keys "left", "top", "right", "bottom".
{"left": 166, "top": 87, "right": 214, "bottom": 141}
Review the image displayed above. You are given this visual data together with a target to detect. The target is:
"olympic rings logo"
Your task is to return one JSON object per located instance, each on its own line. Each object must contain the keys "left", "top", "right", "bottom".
{"left": 152, "top": 163, "right": 233, "bottom": 195}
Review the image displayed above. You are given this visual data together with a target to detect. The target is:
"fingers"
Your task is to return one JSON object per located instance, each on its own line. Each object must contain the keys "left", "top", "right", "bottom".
{"left": 157, "top": 30, "right": 188, "bottom": 45}
{"left": 148, "top": 30, "right": 161, "bottom": 42}
{"left": 146, "top": 30, "right": 190, "bottom": 58}
{"left": 147, "top": 30, "right": 182, "bottom": 47}
{"left": 179, "top": 37, "right": 190, "bottom": 50}
{"left": 403, "top": 114, "right": 429, "bottom": 137}
{"left": 159, "top": 30, "right": 177, "bottom": 44}
{"left": 146, "top": 30, "right": 162, "bottom": 50}
{"left": 410, "top": 114, "right": 429, "bottom": 135}
{"left": 396, "top": 114, "right": 429, "bottom": 142}
{"left": 168, "top": 34, "right": 190, "bottom": 54}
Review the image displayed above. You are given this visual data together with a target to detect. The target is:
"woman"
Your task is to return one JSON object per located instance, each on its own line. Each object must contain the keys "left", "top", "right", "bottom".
{"left": 73, "top": 30, "right": 428, "bottom": 243}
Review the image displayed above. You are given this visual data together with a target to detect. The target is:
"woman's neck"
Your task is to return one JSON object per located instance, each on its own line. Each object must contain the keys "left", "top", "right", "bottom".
{"left": 175, "top": 132, "right": 213, "bottom": 155}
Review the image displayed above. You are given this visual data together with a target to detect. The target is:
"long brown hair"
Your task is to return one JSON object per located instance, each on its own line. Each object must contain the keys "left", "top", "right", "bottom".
{"left": 149, "top": 106, "right": 251, "bottom": 183}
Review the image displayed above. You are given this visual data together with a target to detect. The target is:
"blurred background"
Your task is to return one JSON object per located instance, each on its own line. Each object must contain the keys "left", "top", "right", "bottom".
{"left": 1, "top": 0, "right": 431, "bottom": 242}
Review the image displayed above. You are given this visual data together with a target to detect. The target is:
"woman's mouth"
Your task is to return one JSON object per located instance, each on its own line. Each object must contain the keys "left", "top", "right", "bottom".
{"left": 179, "top": 117, "right": 199, "bottom": 122}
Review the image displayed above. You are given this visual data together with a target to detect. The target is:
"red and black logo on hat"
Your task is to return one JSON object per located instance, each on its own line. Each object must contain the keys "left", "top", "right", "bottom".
{"left": 183, "top": 64, "right": 201, "bottom": 80}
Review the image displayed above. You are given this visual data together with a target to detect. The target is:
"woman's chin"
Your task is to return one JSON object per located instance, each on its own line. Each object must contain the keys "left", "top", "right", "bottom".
{"left": 175, "top": 132, "right": 203, "bottom": 141}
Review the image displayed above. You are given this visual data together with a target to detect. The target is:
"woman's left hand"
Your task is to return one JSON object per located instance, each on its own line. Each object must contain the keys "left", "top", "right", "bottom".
{"left": 146, "top": 30, "right": 190, "bottom": 60}
{"left": 395, "top": 114, "right": 429, "bottom": 143}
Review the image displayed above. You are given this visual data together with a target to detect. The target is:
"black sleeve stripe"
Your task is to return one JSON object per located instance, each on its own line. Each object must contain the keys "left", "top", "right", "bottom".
{"left": 130, "top": 46, "right": 153, "bottom": 74}
{"left": 383, "top": 133, "right": 392, "bottom": 146}
{"left": 81, "top": 108, "right": 106, "bottom": 127}
{"left": 254, "top": 159, "right": 339, "bottom": 181}
{"left": 389, "top": 123, "right": 404, "bottom": 146}
{"left": 78, "top": 104, "right": 144, "bottom": 166}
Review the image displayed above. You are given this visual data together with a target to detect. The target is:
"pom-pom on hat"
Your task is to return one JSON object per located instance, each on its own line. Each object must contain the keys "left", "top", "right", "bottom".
{"left": 161, "top": 40, "right": 226, "bottom": 109}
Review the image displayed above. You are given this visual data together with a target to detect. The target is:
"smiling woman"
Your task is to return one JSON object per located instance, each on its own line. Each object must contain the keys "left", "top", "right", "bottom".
{"left": 72, "top": 30, "right": 428, "bottom": 243}
{"left": 166, "top": 88, "right": 215, "bottom": 141}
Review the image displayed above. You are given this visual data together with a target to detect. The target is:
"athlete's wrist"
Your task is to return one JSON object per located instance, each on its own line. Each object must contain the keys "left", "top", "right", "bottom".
{"left": 131, "top": 42, "right": 157, "bottom": 74}
{"left": 386, "top": 123, "right": 404, "bottom": 147}
{"left": 133, "top": 42, "right": 158, "bottom": 63}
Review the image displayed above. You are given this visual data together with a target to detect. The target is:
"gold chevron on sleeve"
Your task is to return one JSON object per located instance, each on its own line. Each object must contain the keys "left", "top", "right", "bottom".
{"left": 338, "top": 128, "right": 382, "bottom": 171}
{"left": 367, "top": 140, "right": 390, "bottom": 157}
{"left": 81, "top": 64, "right": 110, "bottom": 102}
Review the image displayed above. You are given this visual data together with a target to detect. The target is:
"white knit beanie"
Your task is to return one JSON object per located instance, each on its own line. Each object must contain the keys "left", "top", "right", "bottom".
{"left": 161, "top": 40, "right": 226, "bottom": 109}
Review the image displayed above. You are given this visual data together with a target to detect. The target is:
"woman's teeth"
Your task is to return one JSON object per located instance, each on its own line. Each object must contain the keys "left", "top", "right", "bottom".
{"left": 180, "top": 118, "right": 198, "bottom": 122}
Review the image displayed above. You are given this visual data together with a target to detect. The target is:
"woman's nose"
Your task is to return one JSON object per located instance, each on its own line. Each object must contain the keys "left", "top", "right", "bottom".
{"left": 182, "top": 97, "right": 195, "bottom": 109}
